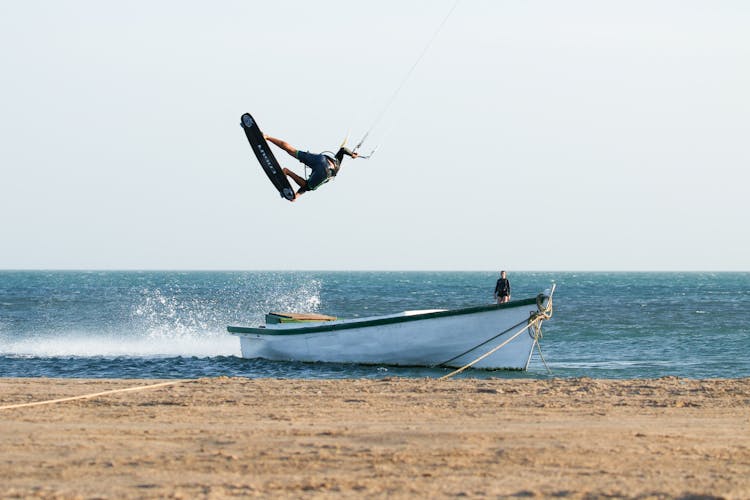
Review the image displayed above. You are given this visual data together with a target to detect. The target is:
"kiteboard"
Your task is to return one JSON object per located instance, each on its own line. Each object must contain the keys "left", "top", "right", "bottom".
{"left": 240, "top": 113, "right": 295, "bottom": 201}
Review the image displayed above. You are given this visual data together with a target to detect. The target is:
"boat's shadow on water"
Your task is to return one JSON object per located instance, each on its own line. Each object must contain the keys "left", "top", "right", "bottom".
{"left": 229, "top": 357, "right": 553, "bottom": 380}
{"left": 0, "top": 354, "right": 548, "bottom": 379}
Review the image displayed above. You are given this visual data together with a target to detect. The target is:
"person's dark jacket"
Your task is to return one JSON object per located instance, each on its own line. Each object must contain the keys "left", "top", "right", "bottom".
{"left": 495, "top": 278, "right": 510, "bottom": 297}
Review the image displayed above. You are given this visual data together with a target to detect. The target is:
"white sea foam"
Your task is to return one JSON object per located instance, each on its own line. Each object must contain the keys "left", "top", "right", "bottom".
{"left": 1, "top": 330, "right": 238, "bottom": 358}
{"left": 0, "top": 279, "right": 324, "bottom": 359}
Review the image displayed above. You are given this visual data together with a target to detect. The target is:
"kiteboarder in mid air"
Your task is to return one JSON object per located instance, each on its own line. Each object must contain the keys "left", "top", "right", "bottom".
{"left": 263, "top": 134, "right": 358, "bottom": 201}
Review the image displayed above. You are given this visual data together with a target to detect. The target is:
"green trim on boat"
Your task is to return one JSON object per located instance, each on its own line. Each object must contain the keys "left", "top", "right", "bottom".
{"left": 228, "top": 296, "right": 541, "bottom": 336}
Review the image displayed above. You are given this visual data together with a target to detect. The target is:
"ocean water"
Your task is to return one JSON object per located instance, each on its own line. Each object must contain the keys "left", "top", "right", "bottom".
{"left": 0, "top": 271, "right": 748, "bottom": 380}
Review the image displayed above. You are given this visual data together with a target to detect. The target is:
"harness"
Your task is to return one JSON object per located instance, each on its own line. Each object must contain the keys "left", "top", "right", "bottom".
{"left": 305, "top": 153, "right": 338, "bottom": 191}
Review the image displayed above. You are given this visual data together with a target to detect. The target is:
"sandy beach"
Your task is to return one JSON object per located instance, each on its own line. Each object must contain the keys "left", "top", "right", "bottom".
{"left": 1, "top": 377, "right": 748, "bottom": 499}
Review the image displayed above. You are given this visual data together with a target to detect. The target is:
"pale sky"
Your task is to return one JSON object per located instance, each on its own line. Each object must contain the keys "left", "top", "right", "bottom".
{"left": 1, "top": 1, "right": 748, "bottom": 271}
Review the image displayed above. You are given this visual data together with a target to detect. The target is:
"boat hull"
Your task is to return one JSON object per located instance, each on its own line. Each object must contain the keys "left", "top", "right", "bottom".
{"left": 229, "top": 296, "right": 548, "bottom": 370}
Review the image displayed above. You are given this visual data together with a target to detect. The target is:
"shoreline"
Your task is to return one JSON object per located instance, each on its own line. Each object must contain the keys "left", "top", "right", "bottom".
{"left": 2, "top": 376, "right": 749, "bottom": 498}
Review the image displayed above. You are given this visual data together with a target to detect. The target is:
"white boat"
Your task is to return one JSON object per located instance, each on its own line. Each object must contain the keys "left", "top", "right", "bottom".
{"left": 227, "top": 288, "right": 554, "bottom": 371}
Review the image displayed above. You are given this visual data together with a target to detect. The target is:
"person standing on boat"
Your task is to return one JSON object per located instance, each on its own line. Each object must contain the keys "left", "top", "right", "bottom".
{"left": 263, "top": 134, "right": 358, "bottom": 201}
{"left": 494, "top": 271, "right": 511, "bottom": 304}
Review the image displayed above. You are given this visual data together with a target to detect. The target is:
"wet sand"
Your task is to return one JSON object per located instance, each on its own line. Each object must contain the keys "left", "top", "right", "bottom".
{"left": 1, "top": 376, "right": 749, "bottom": 499}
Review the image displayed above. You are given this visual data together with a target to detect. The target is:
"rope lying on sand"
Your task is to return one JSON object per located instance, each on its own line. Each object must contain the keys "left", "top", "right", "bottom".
{"left": 0, "top": 379, "right": 195, "bottom": 410}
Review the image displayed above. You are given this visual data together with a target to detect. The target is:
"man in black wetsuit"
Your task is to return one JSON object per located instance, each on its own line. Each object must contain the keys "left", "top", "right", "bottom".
{"left": 264, "top": 134, "right": 358, "bottom": 201}
{"left": 494, "top": 271, "right": 511, "bottom": 304}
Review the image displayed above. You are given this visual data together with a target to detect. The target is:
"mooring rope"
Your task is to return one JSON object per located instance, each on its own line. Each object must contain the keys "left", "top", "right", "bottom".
{"left": 438, "top": 317, "right": 544, "bottom": 380}
{"left": 0, "top": 379, "right": 196, "bottom": 411}
{"left": 535, "top": 338, "right": 551, "bottom": 374}
{"left": 433, "top": 316, "right": 529, "bottom": 368}
{"left": 438, "top": 285, "right": 555, "bottom": 380}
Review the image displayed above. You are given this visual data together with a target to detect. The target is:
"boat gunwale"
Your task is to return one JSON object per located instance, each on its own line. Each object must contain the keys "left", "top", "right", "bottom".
{"left": 227, "top": 295, "right": 542, "bottom": 336}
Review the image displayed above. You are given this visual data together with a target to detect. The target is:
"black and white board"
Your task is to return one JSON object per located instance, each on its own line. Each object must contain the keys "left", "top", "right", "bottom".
{"left": 240, "top": 113, "right": 295, "bottom": 201}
